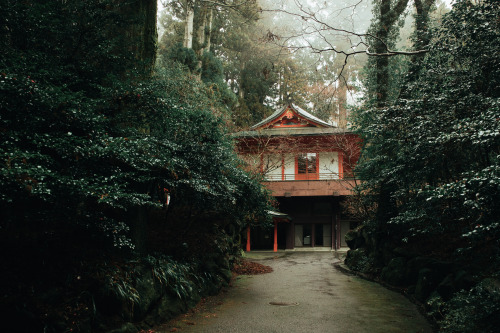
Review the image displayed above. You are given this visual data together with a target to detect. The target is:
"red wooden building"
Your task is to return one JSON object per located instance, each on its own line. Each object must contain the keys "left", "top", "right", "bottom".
{"left": 234, "top": 104, "right": 361, "bottom": 251}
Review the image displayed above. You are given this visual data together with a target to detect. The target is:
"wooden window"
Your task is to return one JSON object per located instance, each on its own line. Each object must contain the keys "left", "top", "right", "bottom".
{"left": 295, "top": 153, "right": 319, "bottom": 180}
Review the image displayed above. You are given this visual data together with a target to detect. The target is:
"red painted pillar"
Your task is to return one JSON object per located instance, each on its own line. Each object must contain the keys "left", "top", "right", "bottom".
{"left": 273, "top": 221, "right": 278, "bottom": 252}
{"left": 338, "top": 153, "right": 344, "bottom": 179}
{"left": 246, "top": 226, "right": 251, "bottom": 252}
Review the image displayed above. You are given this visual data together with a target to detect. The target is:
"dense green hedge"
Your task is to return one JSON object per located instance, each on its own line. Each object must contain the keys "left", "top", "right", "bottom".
{"left": 350, "top": 1, "right": 500, "bottom": 331}
{"left": 0, "top": 1, "right": 272, "bottom": 331}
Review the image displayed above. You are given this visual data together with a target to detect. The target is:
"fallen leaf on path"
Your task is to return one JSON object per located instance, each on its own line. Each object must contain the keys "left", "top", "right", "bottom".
{"left": 232, "top": 260, "right": 273, "bottom": 275}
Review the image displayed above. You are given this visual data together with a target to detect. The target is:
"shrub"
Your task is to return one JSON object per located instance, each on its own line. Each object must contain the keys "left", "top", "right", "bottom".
{"left": 438, "top": 279, "right": 500, "bottom": 333}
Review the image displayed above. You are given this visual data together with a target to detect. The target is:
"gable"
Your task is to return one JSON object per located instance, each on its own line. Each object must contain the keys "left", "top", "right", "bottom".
{"left": 250, "top": 104, "right": 333, "bottom": 130}
{"left": 266, "top": 108, "right": 315, "bottom": 128}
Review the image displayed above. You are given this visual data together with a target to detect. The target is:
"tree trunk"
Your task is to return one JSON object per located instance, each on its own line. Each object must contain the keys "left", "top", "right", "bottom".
{"left": 183, "top": 0, "right": 195, "bottom": 49}
{"left": 398, "top": 0, "right": 435, "bottom": 99}
{"left": 115, "top": 0, "right": 157, "bottom": 76}
{"left": 195, "top": 5, "right": 214, "bottom": 55}
{"left": 337, "top": 68, "right": 349, "bottom": 128}
{"left": 142, "top": 0, "right": 157, "bottom": 74}
{"left": 196, "top": 3, "right": 208, "bottom": 55}
{"left": 375, "top": 0, "right": 391, "bottom": 107}
{"left": 278, "top": 70, "right": 283, "bottom": 104}
{"left": 374, "top": 0, "right": 409, "bottom": 107}
{"left": 195, "top": 3, "right": 207, "bottom": 75}
{"left": 205, "top": 8, "right": 213, "bottom": 53}
{"left": 239, "top": 60, "right": 246, "bottom": 99}
{"left": 413, "top": 0, "right": 433, "bottom": 53}
{"left": 409, "top": 0, "right": 434, "bottom": 75}
{"left": 283, "top": 65, "right": 289, "bottom": 102}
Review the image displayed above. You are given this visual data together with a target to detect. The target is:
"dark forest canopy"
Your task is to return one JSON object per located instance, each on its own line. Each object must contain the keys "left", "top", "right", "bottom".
{"left": 348, "top": 0, "right": 500, "bottom": 331}
{"left": 1, "top": 1, "right": 272, "bottom": 331}
{"left": 0, "top": 0, "right": 272, "bottom": 251}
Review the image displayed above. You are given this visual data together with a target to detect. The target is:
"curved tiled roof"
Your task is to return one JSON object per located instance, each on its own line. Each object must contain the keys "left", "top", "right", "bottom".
{"left": 233, "top": 127, "right": 351, "bottom": 138}
{"left": 250, "top": 103, "right": 333, "bottom": 130}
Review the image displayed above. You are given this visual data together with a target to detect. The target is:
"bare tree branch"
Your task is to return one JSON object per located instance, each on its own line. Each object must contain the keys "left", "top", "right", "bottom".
{"left": 260, "top": 1, "right": 428, "bottom": 58}
{"left": 365, "top": 48, "right": 429, "bottom": 57}
{"left": 199, "top": 0, "right": 255, "bottom": 9}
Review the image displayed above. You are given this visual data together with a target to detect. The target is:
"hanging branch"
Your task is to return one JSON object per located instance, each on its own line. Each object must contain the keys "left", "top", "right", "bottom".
{"left": 261, "top": 0, "right": 428, "bottom": 59}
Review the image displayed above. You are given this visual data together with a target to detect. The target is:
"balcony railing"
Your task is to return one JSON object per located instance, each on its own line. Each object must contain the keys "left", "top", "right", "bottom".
{"left": 264, "top": 173, "right": 346, "bottom": 181}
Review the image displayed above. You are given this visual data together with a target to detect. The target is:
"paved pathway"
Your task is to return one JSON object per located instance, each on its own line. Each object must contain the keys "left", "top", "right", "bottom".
{"left": 159, "top": 252, "right": 433, "bottom": 333}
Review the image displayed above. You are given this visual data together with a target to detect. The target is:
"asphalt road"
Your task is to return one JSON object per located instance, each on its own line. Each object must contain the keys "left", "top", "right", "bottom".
{"left": 158, "top": 251, "right": 433, "bottom": 333}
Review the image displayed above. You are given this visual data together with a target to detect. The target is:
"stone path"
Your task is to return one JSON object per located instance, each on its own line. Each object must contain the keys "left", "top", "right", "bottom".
{"left": 157, "top": 252, "right": 433, "bottom": 333}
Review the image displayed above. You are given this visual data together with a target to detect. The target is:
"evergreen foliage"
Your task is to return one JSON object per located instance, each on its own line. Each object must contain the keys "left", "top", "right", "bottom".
{"left": 428, "top": 279, "right": 500, "bottom": 333}
{"left": 166, "top": 43, "right": 199, "bottom": 71}
{"left": 352, "top": 0, "right": 500, "bottom": 329}
{"left": 1, "top": 0, "right": 270, "bottom": 251}
{"left": 200, "top": 51, "right": 238, "bottom": 107}
{"left": 1, "top": 1, "right": 272, "bottom": 330}
{"left": 355, "top": 0, "right": 500, "bottom": 249}
{"left": 363, "top": 0, "right": 410, "bottom": 106}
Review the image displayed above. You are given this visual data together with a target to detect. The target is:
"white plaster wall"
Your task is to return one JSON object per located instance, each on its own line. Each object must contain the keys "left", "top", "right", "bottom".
{"left": 318, "top": 152, "right": 339, "bottom": 179}
{"left": 263, "top": 154, "right": 282, "bottom": 180}
{"left": 283, "top": 153, "right": 295, "bottom": 181}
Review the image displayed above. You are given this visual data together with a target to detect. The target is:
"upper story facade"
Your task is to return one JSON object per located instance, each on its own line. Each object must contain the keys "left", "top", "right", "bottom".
{"left": 234, "top": 104, "right": 361, "bottom": 197}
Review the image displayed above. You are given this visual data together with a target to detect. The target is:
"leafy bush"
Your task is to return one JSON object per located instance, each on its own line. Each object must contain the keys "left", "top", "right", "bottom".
{"left": 353, "top": 1, "right": 500, "bottom": 331}
{"left": 345, "top": 248, "right": 375, "bottom": 274}
{"left": 1, "top": 1, "right": 273, "bottom": 330}
{"left": 1, "top": 0, "right": 272, "bottom": 253}
{"left": 167, "top": 43, "right": 199, "bottom": 72}
{"left": 200, "top": 51, "right": 237, "bottom": 107}
{"left": 432, "top": 279, "right": 500, "bottom": 333}
{"left": 143, "top": 255, "right": 194, "bottom": 299}
{"left": 352, "top": 0, "right": 500, "bottom": 256}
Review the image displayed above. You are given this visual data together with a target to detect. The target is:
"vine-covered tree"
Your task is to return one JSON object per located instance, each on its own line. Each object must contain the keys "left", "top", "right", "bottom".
{"left": 352, "top": 0, "right": 500, "bottom": 330}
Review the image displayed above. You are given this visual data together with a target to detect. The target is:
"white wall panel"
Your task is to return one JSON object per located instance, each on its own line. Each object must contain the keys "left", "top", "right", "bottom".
{"left": 263, "top": 154, "right": 282, "bottom": 180}
{"left": 283, "top": 153, "right": 295, "bottom": 180}
{"left": 318, "top": 152, "right": 339, "bottom": 179}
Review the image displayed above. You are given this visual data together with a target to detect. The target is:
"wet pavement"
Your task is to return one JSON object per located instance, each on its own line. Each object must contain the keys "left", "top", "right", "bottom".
{"left": 158, "top": 251, "right": 433, "bottom": 333}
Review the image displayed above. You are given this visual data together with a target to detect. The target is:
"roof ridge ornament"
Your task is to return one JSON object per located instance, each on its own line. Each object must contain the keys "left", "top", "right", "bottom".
{"left": 250, "top": 104, "right": 333, "bottom": 130}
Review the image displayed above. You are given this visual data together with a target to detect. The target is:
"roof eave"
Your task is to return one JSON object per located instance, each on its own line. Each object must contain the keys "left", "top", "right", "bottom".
{"left": 249, "top": 104, "right": 334, "bottom": 130}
